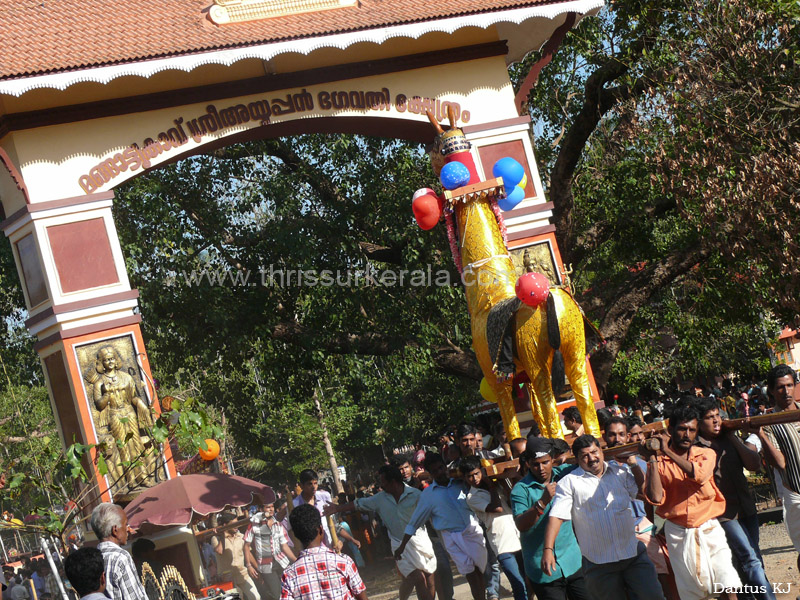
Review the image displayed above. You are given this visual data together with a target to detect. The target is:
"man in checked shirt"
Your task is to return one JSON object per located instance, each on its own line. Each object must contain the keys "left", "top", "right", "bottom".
{"left": 280, "top": 505, "right": 368, "bottom": 600}
{"left": 245, "top": 501, "right": 297, "bottom": 600}
{"left": 90, "top": 503, "right": 147, "bottom": 600}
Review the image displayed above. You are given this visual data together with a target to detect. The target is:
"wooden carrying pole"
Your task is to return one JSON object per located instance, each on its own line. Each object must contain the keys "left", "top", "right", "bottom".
{"left": 720, "top": 410, "right": 800, "bottom": 431}
{"left": 605, "top": 410, "right": 800, "bottom": 459}
{"left": 486, "top": 410, "right": 800, "bottom": 470}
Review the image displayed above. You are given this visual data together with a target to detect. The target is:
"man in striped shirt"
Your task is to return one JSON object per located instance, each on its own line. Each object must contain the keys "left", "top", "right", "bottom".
{"left": 541, "top": 435, "right": 663, "bottom": 600}
{"left": 751, "top": 364, "right": 800, "bottom": 571}
{"left": 90, "top": 503, "right": 147, "bottom": 600}
{"left": 245, "top": 503, "right": 297, "bottom": 600}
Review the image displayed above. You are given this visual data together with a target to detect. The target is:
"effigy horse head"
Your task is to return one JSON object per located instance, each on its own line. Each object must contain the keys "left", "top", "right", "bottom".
{"left": 412, "top": 105, "right": 515, "bottom": 241}
{"left": 426, "top": 106, "right": 470, "bottom": 176}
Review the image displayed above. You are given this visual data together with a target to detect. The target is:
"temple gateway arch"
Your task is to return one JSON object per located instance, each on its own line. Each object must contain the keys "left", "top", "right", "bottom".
{"left": 0, "top": 0, "right": 602, "bottom": 501}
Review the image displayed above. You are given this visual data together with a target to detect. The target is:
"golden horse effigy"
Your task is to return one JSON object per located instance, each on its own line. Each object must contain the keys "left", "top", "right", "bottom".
{"left": 415, "top": 112, "right": 600, "bottom": 440}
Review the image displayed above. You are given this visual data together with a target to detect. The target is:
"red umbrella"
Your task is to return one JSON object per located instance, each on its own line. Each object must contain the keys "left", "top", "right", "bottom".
{"left": 126, "top": 473, "right": 275, "bottom": 532}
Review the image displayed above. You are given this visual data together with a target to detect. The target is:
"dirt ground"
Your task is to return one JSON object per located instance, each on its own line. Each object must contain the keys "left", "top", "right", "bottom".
{"left": 361, "top": 522, "right": 800, "bottom": 600}
{"left": 761, "top": 522, "right": 799, "bottom": 600}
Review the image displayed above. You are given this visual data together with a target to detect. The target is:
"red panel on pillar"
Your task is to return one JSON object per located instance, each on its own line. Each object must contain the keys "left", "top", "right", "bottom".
{"left": 48, "top": 218, "right": 119, "bottom": 293}
{"left": 477, "top": 140, "right": 535, "bottom": 197}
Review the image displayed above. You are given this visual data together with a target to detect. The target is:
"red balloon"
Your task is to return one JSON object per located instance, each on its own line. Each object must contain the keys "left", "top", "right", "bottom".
{"left": 515, "top": 272, "right": 550, "bottom": 307}
{"left": 614, "top": 394, "right": 620, "bottom": 400}
{"left": 412, "top": 190, "right": 443, "bottom": 230}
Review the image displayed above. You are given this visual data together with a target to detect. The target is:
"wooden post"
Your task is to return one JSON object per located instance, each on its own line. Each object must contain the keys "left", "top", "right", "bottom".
{"left": 313, "top": 385, "right": 344, "bottom": 552}
{"left": 313, "top": 385, "right": 344, "bottom": 495}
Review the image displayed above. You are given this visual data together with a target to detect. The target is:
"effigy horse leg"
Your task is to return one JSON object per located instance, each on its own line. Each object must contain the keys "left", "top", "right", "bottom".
{"left": 491, "top": 378, "right": 521, "bottom": 441}
{"left": 525, "top": 381, "right": 548, "bottom": 437}
{"left": 554, "top": 290, "right": 601, "bottom": 438}
{"left": 471, "top": 303, "right": 523, "bottom": 440}
{"left": 517, "top": 333, "right": 562, "bottom": 438}
{"left": 565, "top": 355, "right": 601, "bottom": 438}
{"left": 531, "top": 362, "right": 563, "bottom": 439}
{"left": 515, "top": 307, "right": 563, "bottom": 439}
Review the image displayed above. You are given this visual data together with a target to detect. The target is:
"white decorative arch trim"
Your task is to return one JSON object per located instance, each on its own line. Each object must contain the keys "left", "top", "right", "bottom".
{"left": 0, "top": 0, "right": 603, "bottom": 97}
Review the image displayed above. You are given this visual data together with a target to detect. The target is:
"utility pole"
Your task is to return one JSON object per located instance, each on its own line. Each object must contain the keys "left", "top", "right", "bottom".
{"left": 313, "top": 384, "right": 343, "bottom": 495}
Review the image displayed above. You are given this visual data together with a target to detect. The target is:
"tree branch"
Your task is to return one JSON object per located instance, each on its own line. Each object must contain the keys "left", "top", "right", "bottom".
{"left": 432, "top": 347, "right": 483, "bottom": 381}
{"left": 271, "top": 320, "right": 482, "bottom": 380}
{"left": 179, "top": 207, "right": 247, "bottom": 272}
{"left": 0, "top": 423, "right": 52, "bottom": 444}
{"left": 214, "top": 140, "right": 347, "bottom": 210}
{"left": 271, "top": 321, "right": 408, "bottom": 355}
{"left": 550, "top": 50, "right": 645, "bottom": 261}
{"left": 588, "top": 243, "right": 711, "bottom": 389}
{"left": 358, "top": 242, "right": 405, "bottom": 265}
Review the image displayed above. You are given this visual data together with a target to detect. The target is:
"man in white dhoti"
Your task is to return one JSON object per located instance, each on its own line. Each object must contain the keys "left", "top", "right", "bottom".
{"left": 644, "top": 401, "right": 742, "bottom": 600}
{"left": 396, "top": 453, "right": 487, "bottom": 600}
{"left": 325, "top": 465, "right": 436, "bottom": 600}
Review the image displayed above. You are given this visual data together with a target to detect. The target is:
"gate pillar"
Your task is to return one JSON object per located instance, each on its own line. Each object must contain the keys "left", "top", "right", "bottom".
{"left": 1, "top": 191, "right": 175, "bottom": 503}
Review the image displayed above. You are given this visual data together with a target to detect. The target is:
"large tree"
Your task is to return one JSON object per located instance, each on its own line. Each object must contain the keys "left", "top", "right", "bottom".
{"left": 516, "top": 0, "right": 800, "bottom": 392}
{"left": 1, "top": 0, "right": 798, "bottom": 483}
{"left": 112, "top": 135, "right": 480, "bottom": 481}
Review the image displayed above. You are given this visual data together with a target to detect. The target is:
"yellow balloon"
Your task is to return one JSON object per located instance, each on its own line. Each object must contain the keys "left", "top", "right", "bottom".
{"left": 517, "top": 173, "right": 527, "bottom": 190}
{"left": 480, "top": 378, "right": 497, "bottom": 403}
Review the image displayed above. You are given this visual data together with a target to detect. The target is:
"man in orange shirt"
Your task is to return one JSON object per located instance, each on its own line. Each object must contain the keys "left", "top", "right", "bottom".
{"left": 643, "top": 401, "right": 742, "bottom": 600}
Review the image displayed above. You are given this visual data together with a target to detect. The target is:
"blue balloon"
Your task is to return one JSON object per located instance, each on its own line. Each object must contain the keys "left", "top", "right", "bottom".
{"left": 498, "top": 185, "right": 525, "bottom": 211}
{"left": 439, "top": 161, "right": 471, "bottom": 190}
{"left": 492, "top": 157, "right": 525, "bottom": 187}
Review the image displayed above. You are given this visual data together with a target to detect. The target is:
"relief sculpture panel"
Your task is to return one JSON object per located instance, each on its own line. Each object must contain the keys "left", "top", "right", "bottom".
{"left": 510, "top": 241, "right": 560, "bottom": 284}
{"left": 75, "top": 335, "right": 163, "bottom": 498}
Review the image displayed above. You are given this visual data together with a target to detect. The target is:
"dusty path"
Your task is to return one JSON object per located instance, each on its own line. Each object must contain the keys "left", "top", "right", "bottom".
{"left": 362, "top": 522, "right": 800, "bottom": 600}
{"left": 761, "top": 522, "right": 798, "bottom": 599}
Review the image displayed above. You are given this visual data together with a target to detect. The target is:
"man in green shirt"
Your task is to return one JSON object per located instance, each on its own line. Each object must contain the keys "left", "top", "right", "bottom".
{"left": 510, "top": 437, "right": 589, "bottom": 600}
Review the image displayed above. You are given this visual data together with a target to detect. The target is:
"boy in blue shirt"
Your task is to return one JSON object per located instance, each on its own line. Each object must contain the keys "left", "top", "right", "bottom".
{"left": 395, "top": 453, "right": 486, "bottom": 600}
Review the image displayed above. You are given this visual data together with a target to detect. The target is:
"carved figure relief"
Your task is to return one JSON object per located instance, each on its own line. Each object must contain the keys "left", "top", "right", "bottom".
{"left": 76, "top": 335, "right": 162, "bottom": 497}
{"left": 510, "top": 242, "right": 559, "bottom": 284}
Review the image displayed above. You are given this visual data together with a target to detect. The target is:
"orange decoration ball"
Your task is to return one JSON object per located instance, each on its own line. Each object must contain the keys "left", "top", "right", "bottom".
{"left": 198, "top": 439, "right": 220, "bottom": 461}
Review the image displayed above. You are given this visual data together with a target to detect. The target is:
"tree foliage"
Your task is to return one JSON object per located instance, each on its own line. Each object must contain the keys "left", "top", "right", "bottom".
{"left": 112, "top": 135, "right": 480, "bottom": 482}
{"left": 0, "top": 384, "right": 61, "bottom": 516}
{"left": 0, "top": 0, "right": 798, "bottom": 492}
{"left": 516, "top": 0, "right": 800, "bottom": 393}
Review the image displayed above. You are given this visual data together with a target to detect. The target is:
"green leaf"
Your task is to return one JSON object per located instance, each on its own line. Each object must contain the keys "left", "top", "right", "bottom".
{"left": 97, "top": 453, "right": 108, "bottom": 476}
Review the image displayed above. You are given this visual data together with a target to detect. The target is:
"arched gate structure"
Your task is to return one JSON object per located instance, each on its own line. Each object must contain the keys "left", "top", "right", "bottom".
{"left": 0, "top": 0, "right": 603, "bottom": 501}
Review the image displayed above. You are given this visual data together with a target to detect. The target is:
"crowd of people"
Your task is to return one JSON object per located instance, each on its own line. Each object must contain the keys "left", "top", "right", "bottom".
{"left": 2, "top": 560, "right": 66, "bottom": 600}
{"left": 16, "top": 363, "right": 800, "bottom": 600}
